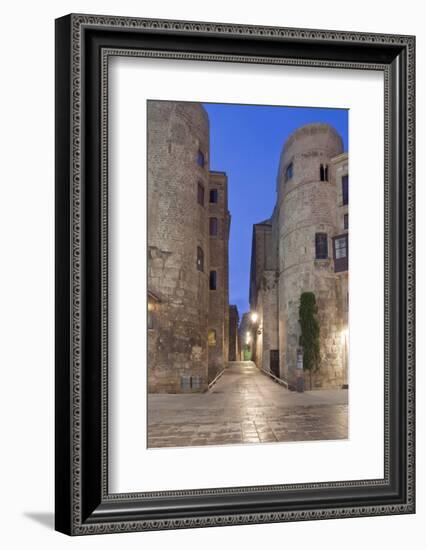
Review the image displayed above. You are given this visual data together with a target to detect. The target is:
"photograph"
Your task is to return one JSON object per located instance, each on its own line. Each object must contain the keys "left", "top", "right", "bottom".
{"left": 52, "top": 10, "right": 415, "bottom": 536}
{"left": 147, "top": 100, "right": 349, "bottom": 449}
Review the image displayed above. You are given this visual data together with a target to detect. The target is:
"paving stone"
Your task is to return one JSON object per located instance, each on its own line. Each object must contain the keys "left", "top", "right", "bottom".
{"left": 148, "top": 362, "right": 348, "bottom": 448}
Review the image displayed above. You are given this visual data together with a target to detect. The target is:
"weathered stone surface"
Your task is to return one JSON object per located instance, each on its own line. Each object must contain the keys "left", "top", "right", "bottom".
{"left": 250, "top": 124, "right": 349, "bottom": 389}
{"left": 148, "top": 362, "right": 348, "bottom": 448}
{"left": 147, "top": 102, "right": 231, "bottom": 392}
{"left": 208, "top": 171, "right": 230, "bottom": 382}
{"left": 147, "top": 101, "right": 211, "bottom": 393}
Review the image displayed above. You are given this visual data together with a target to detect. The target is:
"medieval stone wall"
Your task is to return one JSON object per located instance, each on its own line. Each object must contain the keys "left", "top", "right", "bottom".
{"left": 250, "top": 123, "right": 349, "bottom": 390}
{"left": 259, "top": 271, "right": 279, "bottom": 372}
{"left": 250, "top": 221, "right": 279, "bottom": 372}
{"left": 277, "top": 124, "right": 347, "bottom": 388}
{"left": 147, "top": 101, "right": 210, "bottom": 393}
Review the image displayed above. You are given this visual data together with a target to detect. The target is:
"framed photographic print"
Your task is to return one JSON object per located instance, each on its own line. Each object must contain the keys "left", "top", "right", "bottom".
{"left": 55, "top": 14, "right": 415, "bottom": 535}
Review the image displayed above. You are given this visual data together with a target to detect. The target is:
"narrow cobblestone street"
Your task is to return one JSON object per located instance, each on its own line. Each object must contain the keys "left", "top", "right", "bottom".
{"left": 148, "top": 361, "right": 348, "bottom": 448}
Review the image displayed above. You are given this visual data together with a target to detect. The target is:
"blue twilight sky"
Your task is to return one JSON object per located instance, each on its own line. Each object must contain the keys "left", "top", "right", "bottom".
{"left": 203, "top": 102, "right": 349, "bottom": 319}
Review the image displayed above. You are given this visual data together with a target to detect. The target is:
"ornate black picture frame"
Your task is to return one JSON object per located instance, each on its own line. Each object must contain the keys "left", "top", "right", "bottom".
{"left": 55, "top": 13, "right": 415, "bottom": 535}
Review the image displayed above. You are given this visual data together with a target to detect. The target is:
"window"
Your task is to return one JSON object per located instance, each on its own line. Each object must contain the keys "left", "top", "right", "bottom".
{"left": 197, "top": 150, "right": 205, "bottom": 167}
{"left": 315, "top": 233, "right": 328, "bottom": 259}
{"left": 197, "top": 182, "right": 205, "bottom": 206}
{"left": 209, "top": 270, "right": 217, "bottom": 290}
{"left": 209, "top": 189, "right": 218, "bottom": 203}
{"left": 208, "top": 329, "right": 217, "bottom": 346}
{"left": 334, "top": 236, "right": 347, "bottom": 259}
{"left": 344, "top": 213, "right": 349, "bottom": 230}
{"left": 196, "top": 246, "right": 204, "bottom": 272}
{"left": 320, "top": 164, "right": 329, "bottom": 182}
{"left": 333, "top": 234, "right": 349, "bottom": 272}
{"left": 285, "top": 162, "right": 293, "bottom": 182}
{"left": 209, "top": 217, "right": 218, "bottom": 236}
{"left": 342, "top": 175, "right": 348, "bottom": 205}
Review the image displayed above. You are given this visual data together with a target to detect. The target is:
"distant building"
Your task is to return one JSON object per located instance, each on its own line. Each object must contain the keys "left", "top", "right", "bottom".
{"left": 249, "top": 219, "right": 279, "bottom": 375}
{"left": 228, "top": 305, "right": 240, "bottom": 361}
{"left": 249, "top": 124, "right": 349, "bottom": 389}
{"left": 208, "top": 171, "right": 231, "bottom": 382}
{"left": 239, "top": 312, "right": 253, "bottom": 361}
{"left": 147, "top": 101, "right": 230, "bottom": 393}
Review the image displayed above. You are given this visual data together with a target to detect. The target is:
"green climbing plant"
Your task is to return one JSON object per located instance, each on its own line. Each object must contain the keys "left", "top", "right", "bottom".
{"left": 298, "top": 292, "right": 320, "bottom": 389}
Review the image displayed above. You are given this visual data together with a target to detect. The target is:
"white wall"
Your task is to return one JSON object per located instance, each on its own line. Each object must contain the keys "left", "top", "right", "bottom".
{"left": 0, "top": 0, "right": 423, "bottom": 548}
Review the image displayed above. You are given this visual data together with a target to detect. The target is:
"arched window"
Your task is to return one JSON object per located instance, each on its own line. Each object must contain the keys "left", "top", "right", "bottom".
{"left": 320, "top": 164, "right": 329, "bottom": 181}
{"left": 285, "top": 162, "right": 293, "bottom": 182}
{"left": 208, "top": 329, "right": 217, "bottom": 346}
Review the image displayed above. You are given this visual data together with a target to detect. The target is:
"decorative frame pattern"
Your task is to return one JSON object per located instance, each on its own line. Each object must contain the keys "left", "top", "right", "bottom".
{"left": 55, "top": 13, "right": 415, "bottom": 535}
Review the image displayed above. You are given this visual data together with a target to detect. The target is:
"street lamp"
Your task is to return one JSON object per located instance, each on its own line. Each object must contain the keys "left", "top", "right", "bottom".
{"left": 251, "top": 312, "right": 258, "bottom": 323}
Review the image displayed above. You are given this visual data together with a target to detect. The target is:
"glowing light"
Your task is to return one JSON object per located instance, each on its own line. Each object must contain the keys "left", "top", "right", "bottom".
{"left": 251, "top": 312, "right": 258, "bottom": 323}
{"left": 340, "top": 327, "right": 348, "bottom": 344}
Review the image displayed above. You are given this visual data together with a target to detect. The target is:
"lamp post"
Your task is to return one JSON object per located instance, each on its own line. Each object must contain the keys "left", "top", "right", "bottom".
{"left": 250, "top": 311, "right": 262, "bottom": 365}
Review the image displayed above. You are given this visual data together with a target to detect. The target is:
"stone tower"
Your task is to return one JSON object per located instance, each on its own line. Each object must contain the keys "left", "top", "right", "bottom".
{"left": 276, "top": 123, "right": 345, "bottom": 388}
{"left": 147, "top": 101, "right": 210, "bottom": 392}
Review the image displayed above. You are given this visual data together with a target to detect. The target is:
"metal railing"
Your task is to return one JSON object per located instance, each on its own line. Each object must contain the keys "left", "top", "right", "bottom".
{"left": 259, "top": 366, "right": 288, "bottom": 389}
{"left": 207, "top": 368, "right": 226, "bottom": 390}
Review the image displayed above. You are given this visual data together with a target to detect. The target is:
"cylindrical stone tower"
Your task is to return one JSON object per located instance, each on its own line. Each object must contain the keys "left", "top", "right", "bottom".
{"left": 277, "top": 123, "right": 344, "bottom": 389}
{"left": 147, "top": 101, "right": 210, "bottom": 392}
